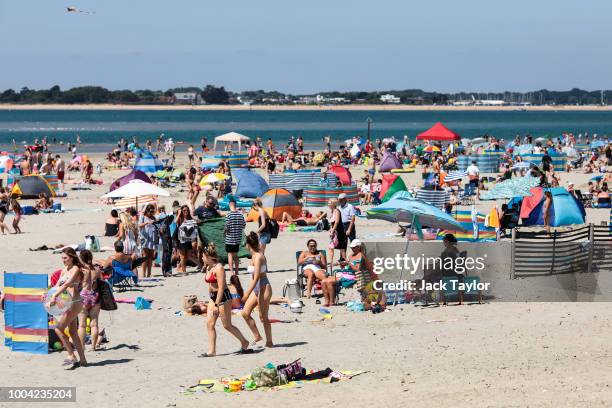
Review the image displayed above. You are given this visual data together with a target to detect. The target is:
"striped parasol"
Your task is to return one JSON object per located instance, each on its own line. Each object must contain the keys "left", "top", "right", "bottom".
{"left": 113, "top": 195, "right": 157, "bottom": 209}
{"left": 444, "top": 170, "right": 468, "bottom": 182}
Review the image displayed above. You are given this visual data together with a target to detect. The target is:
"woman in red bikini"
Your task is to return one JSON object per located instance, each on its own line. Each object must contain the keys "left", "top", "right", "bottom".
{"left": 199, "top": 242, "right": 252, "bottom": 357}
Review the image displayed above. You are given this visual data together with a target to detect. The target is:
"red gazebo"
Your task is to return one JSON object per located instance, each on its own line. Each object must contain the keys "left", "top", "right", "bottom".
{"left": 416, "top": 122, "right": 461, "bottom": 141}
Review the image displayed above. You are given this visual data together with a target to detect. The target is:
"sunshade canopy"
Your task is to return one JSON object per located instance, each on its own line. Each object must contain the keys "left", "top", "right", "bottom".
{"left": 213, "top": 132, "right": 250, "bottom": 153}
{"left": 416, "top": 122, "right": 461, "bottom": 141}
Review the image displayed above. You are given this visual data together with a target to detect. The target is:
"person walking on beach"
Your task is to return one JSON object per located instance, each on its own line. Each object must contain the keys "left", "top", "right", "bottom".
{"left": 200, "top": 243, "right": 252, "bottom": 357}
{"left": 50, "top": 248, "right": 87, "bottom": 369}
{"left": 77, "top": 250, "right": 102, "bottom": 352}
{"left": 117, "top": 212, "right": 139, "bottom": 258}
{"left": 0, "top": 187, "right": 9, "bottom": 234}
{"left": 224, "top": 197, "right": 245, "bottom": 276}
{"left": 10, "top": 199, "right": 22, "bottom": 234}
{"left": 242, "top": 232, "right": 273, "bottom": 348}
{"left": 252, "top": 198, "right": 271, "bottom": 254}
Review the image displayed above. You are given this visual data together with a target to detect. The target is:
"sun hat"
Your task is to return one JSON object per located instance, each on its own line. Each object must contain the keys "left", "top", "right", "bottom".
{"left": 349, "top": 239, "right": 362, "bottom": 248}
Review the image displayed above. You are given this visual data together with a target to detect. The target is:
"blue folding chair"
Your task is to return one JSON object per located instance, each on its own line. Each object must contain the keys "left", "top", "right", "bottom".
{"left": 109, "top": 259, "right": 138, "bottom": 290}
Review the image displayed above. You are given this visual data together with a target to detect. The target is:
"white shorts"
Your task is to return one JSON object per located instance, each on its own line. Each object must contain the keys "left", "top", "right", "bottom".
{"left": 303, "top": 264, "right": 323, "bottom": 274}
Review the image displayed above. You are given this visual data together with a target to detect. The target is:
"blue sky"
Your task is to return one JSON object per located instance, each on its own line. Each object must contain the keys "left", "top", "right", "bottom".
{"left": 1, "top": 0, "right": 611, "bottom": 93}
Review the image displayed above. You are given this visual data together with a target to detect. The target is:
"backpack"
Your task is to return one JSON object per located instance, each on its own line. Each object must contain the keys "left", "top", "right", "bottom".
{"left": 178, "top": 220, "right": 198, "bottom": 243}
{"left": 97, "top": 279, "right": 117, "bottom": 311}
{"left": 268, "top": 218, "right": 280, "bottom": 239}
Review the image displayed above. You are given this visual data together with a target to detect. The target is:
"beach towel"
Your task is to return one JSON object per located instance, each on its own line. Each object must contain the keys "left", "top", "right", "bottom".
{"left": 197, "top": 218, "right": 250, "bottom": 263}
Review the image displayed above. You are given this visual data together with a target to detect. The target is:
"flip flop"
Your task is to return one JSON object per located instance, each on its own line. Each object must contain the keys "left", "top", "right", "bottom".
{"left": 237, "top": 348, "right": 254, "bottom": 354}
{"left": 197, "top": 353, "right": 214, "bottom": 358}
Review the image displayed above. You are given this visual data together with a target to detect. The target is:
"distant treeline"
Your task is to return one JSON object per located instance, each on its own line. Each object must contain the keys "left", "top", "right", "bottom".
{"left": 0, "top": 85, "right": 609, "bottom": 106}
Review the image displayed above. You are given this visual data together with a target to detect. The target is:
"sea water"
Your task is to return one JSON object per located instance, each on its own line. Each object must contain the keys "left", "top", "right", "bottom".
{"left": 1, "top": 109, "right": 611, "bottom": 151}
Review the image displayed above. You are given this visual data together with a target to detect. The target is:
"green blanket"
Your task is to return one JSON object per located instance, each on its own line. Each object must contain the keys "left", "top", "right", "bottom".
{"left": 197, "top": 217, "right": 250, "bottom": 264}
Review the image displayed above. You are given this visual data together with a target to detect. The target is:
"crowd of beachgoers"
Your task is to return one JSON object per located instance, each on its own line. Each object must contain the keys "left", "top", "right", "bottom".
{"left": 1, "top": 128, "right": 611, "bottom": 372}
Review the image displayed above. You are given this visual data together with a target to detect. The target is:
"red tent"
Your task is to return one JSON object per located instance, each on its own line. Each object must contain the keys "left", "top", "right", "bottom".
{"left": 328, "top": 164, "right": 352, "bottom": 186}
{"left": 416, "top": 122, "right": 461, "bottom": 141}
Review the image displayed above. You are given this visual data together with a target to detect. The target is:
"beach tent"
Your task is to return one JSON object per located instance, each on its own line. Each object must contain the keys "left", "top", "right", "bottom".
{"left": 416, "top": 122, "right": 461, "bottom": 142}
{"left": 11, "top": 175, "right": 56, "bottom": 199}
{"left": 520, "top": 187, "right": 585, "bottom": 227}
{"left": 110, "top": 169, "right": 151, "bottom": 192}
{"left": 328, "top": 164, "right": 352, "bottom": 186}
{"left": 378, "top": 152, "right": 403, "bottom": 172}
{"left": 234, "top": 168, "right": 269, "bottom": 198}
{"left": 247, "top": 188, "right": 302, "bottom": 221}
{"left": 213, "top": 132, "right": 250, "bottom": 153}
{"left": 133, "top": 152, "right": 163, "bottom": 173}
{"left": 380, "top": 174, "right": 407, "bottom": 202}
{"left": 3, "top": 272, "right": 49, "bottom": 354}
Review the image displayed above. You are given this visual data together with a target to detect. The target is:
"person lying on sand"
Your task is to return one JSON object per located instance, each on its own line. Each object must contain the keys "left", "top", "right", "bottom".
{"left": 281, "top": 210, "right": 326, "bottom": 227}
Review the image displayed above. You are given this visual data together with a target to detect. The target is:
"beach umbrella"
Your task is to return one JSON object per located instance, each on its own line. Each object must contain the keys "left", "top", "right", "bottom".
{"left": 480, "top": 176, "right": 539, "bottom": 200}
{"left": 423, "top": 146, "right": 441, "bottom": 154}
{"left": 367, "top": 196, "right": 468, "bottom": 232}
{"left": 102, "top": 179, "right": 170, "bottom": 203}
{"left": 591, "top": 140, "right": 606, "bottom": 149}
{"left": 511, "top": 162, "right": 533, "bottom": 170}
{"left": 247, "top": 188, "right": 301, "bottom": 221}
{"left": 444, "top": 170, "right": 468, "bottom": 182}
{"left": 590, "top": 175, "right": 604, "bottom": 182}
{"left": 113, "top": 195, "right": 158, "bottom": 210}
{"left": 199, "top": 173, "right": 229, "bottom": 185}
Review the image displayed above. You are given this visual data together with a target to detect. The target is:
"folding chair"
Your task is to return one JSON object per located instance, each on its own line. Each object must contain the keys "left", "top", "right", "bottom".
{"left": 109, "top": 259, "right": 139, "bottom": 290}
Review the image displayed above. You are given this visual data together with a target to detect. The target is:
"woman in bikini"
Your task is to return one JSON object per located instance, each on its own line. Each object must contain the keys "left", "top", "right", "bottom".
{"left": 298, "top": 239, "right": 329, "bottom": 300}
{"left": 10, "top": 199, "right": 22, "bottom": 234}
{"left": 0, "top": 187, "right": 9, "bottom": 234}
{"left": 50, "top": 247, "right": 87, "bottom": 369}
{"left": 77, "top": 250, "right": 102, "bottom": 351}
{"left": 241, "top": 232, "right": 273, "bottom": 348}
{"left": 200, "top": 243, "right": 251, "bottom": 357}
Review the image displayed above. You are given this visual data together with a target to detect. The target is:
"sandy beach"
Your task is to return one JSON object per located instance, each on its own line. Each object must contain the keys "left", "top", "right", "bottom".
{"left": 0, "top": 148, "right": 611, "bottom": 407}
{"left": 2, "top": 103, "right": 612, "bottom": 112}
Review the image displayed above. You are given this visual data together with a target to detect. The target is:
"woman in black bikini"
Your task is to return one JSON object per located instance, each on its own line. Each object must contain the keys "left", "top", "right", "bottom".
{"left": 200, "top": 243, "right": 251, "bottom": 357}
{"left": 104, "top": 209, "right": 120, "bottom": 237}
{"left": 0, "top": 187, "right": 9, "bottom": 234}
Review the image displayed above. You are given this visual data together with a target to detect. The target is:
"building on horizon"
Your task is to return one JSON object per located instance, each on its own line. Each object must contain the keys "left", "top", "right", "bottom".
{"left": 380, "top": 94, "right": 401, "bottom": 104}
{"left": 173, "top": 92, "right": 204, "bottom": 105}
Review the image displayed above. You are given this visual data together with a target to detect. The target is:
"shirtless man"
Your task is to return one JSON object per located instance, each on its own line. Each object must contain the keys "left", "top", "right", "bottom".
{"left": 55, "top": 155, "right": 65, "bottom": 185}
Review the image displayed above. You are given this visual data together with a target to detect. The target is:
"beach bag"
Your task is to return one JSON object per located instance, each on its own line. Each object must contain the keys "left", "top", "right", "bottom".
{"left": 251, "top": 366, "right": 286, "bottom": 387}
{"left": 282, "top": 279, "right": 301, "bottom": 302}
{"left": 97, "top": 279, "right": 118, "bottom": 311}
{"left": 84, "top": 235, "right": 100, "bottom": 253}
{"left": 178, "top": 220, "right": 198, "bottom": 243}
{"left": 268, "top": 218, "right": 280, "bottom": 239}
{"left": 277, "top": 359, "right": 305, "bottom": 381}
{"left": 316, "top": 218, "right": 330, "bottom": 231}
{"left": 328, "top": 231, "right": 339, "bottom": 249}
{"left": 182, "top": 295, "right": 198, "bottom": 311}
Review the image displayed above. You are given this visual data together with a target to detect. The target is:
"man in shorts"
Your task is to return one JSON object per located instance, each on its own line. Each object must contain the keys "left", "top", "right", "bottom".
{"left": 55, "top": 155, "right": 65, "bottom": 185}
{"left": 224, "top": 196, "right": 246, "bottom": 276}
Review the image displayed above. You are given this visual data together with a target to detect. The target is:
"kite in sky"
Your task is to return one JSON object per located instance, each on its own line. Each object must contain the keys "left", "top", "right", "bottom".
{"left": 67, "top": 6, "right": 95, "bottom": 15}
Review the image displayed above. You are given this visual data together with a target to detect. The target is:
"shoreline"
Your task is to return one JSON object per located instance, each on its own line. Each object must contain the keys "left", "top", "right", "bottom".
{"left": 2, "top": 103, "right": 612, "bottom": 111}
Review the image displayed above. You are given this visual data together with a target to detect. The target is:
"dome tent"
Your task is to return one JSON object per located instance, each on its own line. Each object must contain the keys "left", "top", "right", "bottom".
{"left": 234, "top": 168, "right": 269, "bottom": 198}
{"left": 11, "top": 175, "right": 56, "bottom": 199}
{"left": 328, "top": 164, "right": 352, "bottom": 186}
{"left": 110, "top": 170, "right": 151, "bottom": 192}
{"left": 379, "top": 152, "right": 403, "bottom": 172}
{"left": 520, "top": 187, "right": 585, "bottom": 227}
{"left": 246, "top": 188, "right": 302, "bottom": 221}
{"left": 380, "top": 174, "right": 407, "bottom": 202}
